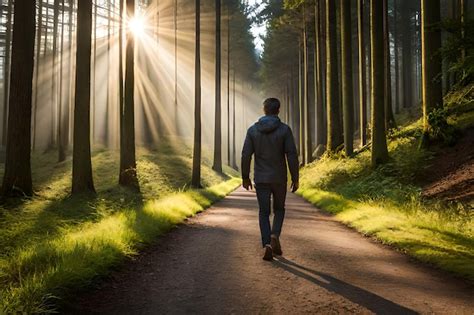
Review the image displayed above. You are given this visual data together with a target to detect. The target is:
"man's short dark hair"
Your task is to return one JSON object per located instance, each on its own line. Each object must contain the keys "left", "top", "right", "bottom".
{"left": 263, "top": 98, "right": 281, "bottom": 115}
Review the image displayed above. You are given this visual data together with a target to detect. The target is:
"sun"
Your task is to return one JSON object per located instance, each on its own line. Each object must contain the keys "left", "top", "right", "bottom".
{"left": 129, "top": 16, "right": 146, "bottom": 37}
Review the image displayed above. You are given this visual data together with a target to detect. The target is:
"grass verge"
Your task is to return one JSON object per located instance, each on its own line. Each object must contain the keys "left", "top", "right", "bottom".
{"left": 0, "top": 141, "right": 239, "bottom": 313}
{"left": 298, "top": 91, "right": 473, "bottom": 281}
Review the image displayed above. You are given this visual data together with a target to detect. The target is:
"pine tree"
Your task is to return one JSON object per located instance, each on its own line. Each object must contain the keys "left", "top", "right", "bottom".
{"left": 212, "top": 0, "right": 223, "bottom": 173}
{"left": 384, "top": 0, "right": 396, "bottom": 130}
{"left": 326, "top": 0, "right": 343, "bottom": 153}
{"left": 303, "top": 4, "right": 312, "bottom": 164}
{"left": 421, "top": 0, "right": 443, "bottom": 142}
{"left": 1, "top": 0, "right": 13, "bottom": 147}
{"left": 370, "top": 0, "right": 389, "bottom": 166}
{"left": 72, "top": 0, "right": 95, "bottom": 194}
{"left": 358, "top": 0, "right": 367, "bottom": 147}
{"left": 191, "top": 0, "right": 202, "bottom": 188}
{"left": 314, "top": 0, "right": 325, "bottom": 148}
{"left": 340, "top": 0, "right": 354, "bottom": 156}
{"left": 1, "top": 0, "right": 36, "bottom": 197}
{"left": 119, "top": 0, "right": 139, "bottom": 189}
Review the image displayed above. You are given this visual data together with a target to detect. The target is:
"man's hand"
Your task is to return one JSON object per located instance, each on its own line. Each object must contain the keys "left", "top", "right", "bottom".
{"left": 291, "top": 181, "right": 299, "bottom": 193}
{"left": 243, "top": 178, "right": 253, "bottom": 191}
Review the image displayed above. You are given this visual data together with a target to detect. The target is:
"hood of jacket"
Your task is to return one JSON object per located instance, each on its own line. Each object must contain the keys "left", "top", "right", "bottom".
{"left": 256, "top": 115, "right": 281, "bottom": 134}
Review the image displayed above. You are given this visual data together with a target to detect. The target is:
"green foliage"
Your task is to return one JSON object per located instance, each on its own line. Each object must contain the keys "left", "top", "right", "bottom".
{"left": 298, "top": 121, "right": 474, "bottom": 280}
{"left": 445, "top": 83, "right": 474, "bottom": 130}
{"left": 0, "top": 141, "right": 239, "bottom": 313}
{"left": 440, "top": 17, "right": 474, "bottom": 88}
{"left": 427, "top": 107, "right": 457, "bottom": 146}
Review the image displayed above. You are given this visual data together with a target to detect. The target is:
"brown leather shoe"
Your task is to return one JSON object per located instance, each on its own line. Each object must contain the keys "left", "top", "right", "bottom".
{"left": 271, "top": 235, "right": 282, "bottom": 256}
{"left": 262, "top": 244, "right": 273, "bottom": 261}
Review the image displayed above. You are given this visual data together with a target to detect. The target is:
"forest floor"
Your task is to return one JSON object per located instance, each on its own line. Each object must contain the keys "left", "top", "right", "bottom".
{"left": 0, "top": 140, "right": 239, "bottom": 313}
{"left": 65, "top": 187, "right": 473, "bottom": 314}
{"left": 421, "top": 125, "right": 474, "bottom": 202}
{"left": 298, "top": 85, "right": 474, "bottom": 282}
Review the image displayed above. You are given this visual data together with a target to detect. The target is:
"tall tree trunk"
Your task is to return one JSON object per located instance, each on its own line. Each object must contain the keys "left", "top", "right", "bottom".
{"left": 232, "top": 67, "right": 237, "bottom": 170}
{"left": 460, "top": 0, "right": 466, "bottom": 61}
{"left": 394, "top": 0, "right": 400, "bottom": 114}
{"left": 227, "top": 7, "right": 231, "bottom": 167}
{"left": 370, "top": 0, "right": 389, "bottom": 166}
{"left": 340, "top": 0, "right": 354, "bottom": 156}
{"left": 119, "top": 0, "right": 139, "bottom": 189}
{"left": 421, "top": 0, "right": 443, "bottom": 143}
{"left": 1, "top": 0, "right": 36, "bottom": 197}
{"left": 401, "top": 0, "right": 413, "bottom": 108}
{"left": 174, "top": 0, "right": 179, "bottom": 133}
{"left": 384, "top": 0, "right": 396, "bottom": 130}
{"left": 191, "top": 0, "right": 202, "bottom": 188}
{"left": 303, "top": 4, "right": 312, "bottom": 164}
{"left": 72, "top": 0, "right": 95, "bottom": 194}
{"left": 358, "top": 0, "right": 367, "bottom": 147}
{"left": 91, "top": 3, "right": 97, "bottom": 143}
{"left": 2, "top": 0, "right": 13, "bottom": 147}
{"left": 298, "top": 38, "right": 304, "bottom": 159}
{"left": 32, "top": 0, "right": 43, "bottom": 151}
{"left": 65, "top": 0, "right": 73, "bottom": 148}
{"left": 104, "top": 0, "right": 112, "bottom": 147}
{"left": 119, "top": 0, "right": 124, "bottom": 159}
{"left": 50, "top": 0, "right": 60, "bottom": 149}
{"left": 315, "top": 0, "right": 324, "bottom": 148}
{"left": 58, "top": 0, "right": 67, "bottom": 162}
{"left": 326, "top": 0, "right": 343, "bottom": 153}
{"left": 212, "top": 0, "right": 222, "bottom": 173}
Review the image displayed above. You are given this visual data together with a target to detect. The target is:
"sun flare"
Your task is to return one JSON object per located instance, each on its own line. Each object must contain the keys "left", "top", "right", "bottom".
{"left": 129, "top": 16, "right": 146, "bottom": 37}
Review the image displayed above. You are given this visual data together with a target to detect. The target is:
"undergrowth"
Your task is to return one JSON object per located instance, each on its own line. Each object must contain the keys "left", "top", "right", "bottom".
{"left": 299, "top": 88, "right": 474, "bottom": 281}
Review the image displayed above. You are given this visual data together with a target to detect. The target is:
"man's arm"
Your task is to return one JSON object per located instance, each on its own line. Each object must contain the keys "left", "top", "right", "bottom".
{"left": 284, "top": 127, "right": 299, "bottom": 191}
{"left": 241, "top": 129, "right": 254, "bottom": 190}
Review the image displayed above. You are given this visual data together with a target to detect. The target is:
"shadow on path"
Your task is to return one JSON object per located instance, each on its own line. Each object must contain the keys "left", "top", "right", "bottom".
{"left": 274, "top": 256, "right": 418, "bottom": 315}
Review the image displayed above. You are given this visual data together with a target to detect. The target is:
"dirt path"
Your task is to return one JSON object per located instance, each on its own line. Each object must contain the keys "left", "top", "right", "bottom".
{"left": 67, "top": 188, "right": 473, "bottom": 314}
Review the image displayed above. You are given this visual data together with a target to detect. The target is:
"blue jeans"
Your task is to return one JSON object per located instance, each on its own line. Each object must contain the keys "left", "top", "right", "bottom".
{"left": 255, "top": 183, "right": 287, "bottom": 247}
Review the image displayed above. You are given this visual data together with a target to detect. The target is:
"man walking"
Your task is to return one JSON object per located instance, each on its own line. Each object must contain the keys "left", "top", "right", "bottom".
{"left": 241, "top": 98, "right": 299, "bottom": 261}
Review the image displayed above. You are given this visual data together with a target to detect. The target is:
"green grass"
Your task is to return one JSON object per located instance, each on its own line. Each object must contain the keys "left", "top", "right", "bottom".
{"left": 298, "top": 91, "right": 474, "bottom": 281}
{"left": 0, "top": 141, "right": 239, "bottom": 313}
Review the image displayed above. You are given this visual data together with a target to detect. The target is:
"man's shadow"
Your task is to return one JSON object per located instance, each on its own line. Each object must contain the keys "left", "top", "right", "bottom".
{"left": 273, "top": 257, "right": 418, "bottom": 315}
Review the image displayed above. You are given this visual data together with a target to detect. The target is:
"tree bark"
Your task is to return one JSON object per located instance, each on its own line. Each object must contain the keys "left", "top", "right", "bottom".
{"left": 326, "top": 0, "right": 343, "bottom": 153}
{"left": 315, "top": 0, "right": 325, "bottom": 148}
{"left": 232, "top": 68, "right": 237, "bottom": 170}
{"left": 119, "top": 0, "right": 139, "bottom": 189}
{"left": 174, "top": 0, "right": 179, "bottom": 133}
{"left": 421, "top": 0, "right": 443, "bottom": 136}
{"left": 1, "top": 0, "right": 36, "bottom": 197}
{"left": 303, "top": 4, "right": 312, "bottom": 164}
{"left": 298, "top": 38, "right": 304, "bottom": 159}
{"left": 370, "top": 0, "right": 389, "bottom": 166}
{"left": 227, "top": 7, "right": 231, "bottom": 167}
{"left": 340, "top": 0, "right": 354, "bottom": 156}
{"left": 384, "top": 0, "right": 396, "bottom": 130}
{"left": 32, "top": 0, "right": 43, "bottom": 151}
{"left": 119, "top": 0, "right": 124, "bottom": 151}
{"left": 50, "top": 0, "right": 60, "bottom": 149}
{"left": 394, "top": 0, "right": 400, "bottom": 114}
{"left": 2, "top": 0, "right": 13, "bottom": 147}
{"left": 72, "top": 0, "right": 95, "bottom": 194}
{"left": 58, "top": 0, "right": 68, "bottom": 162}
{"left": 358, "top": 0, "right": 367, "bottom": 147}
{"left": 401, "top": 0, "right": 413, "bottom": 108}
{"left": 191, "top": 0, "right": 202, "bottom": 188}
{"left": 212, "top": 0, "right": 222, "bottom": 173}
{"left": 104, "top": 0, "right": 112, "bottom": 147}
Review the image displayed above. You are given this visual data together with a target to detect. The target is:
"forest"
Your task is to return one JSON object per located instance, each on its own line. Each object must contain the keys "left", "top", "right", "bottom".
{"left": 0, "top": 0, "right": 473, "bottom": 313}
